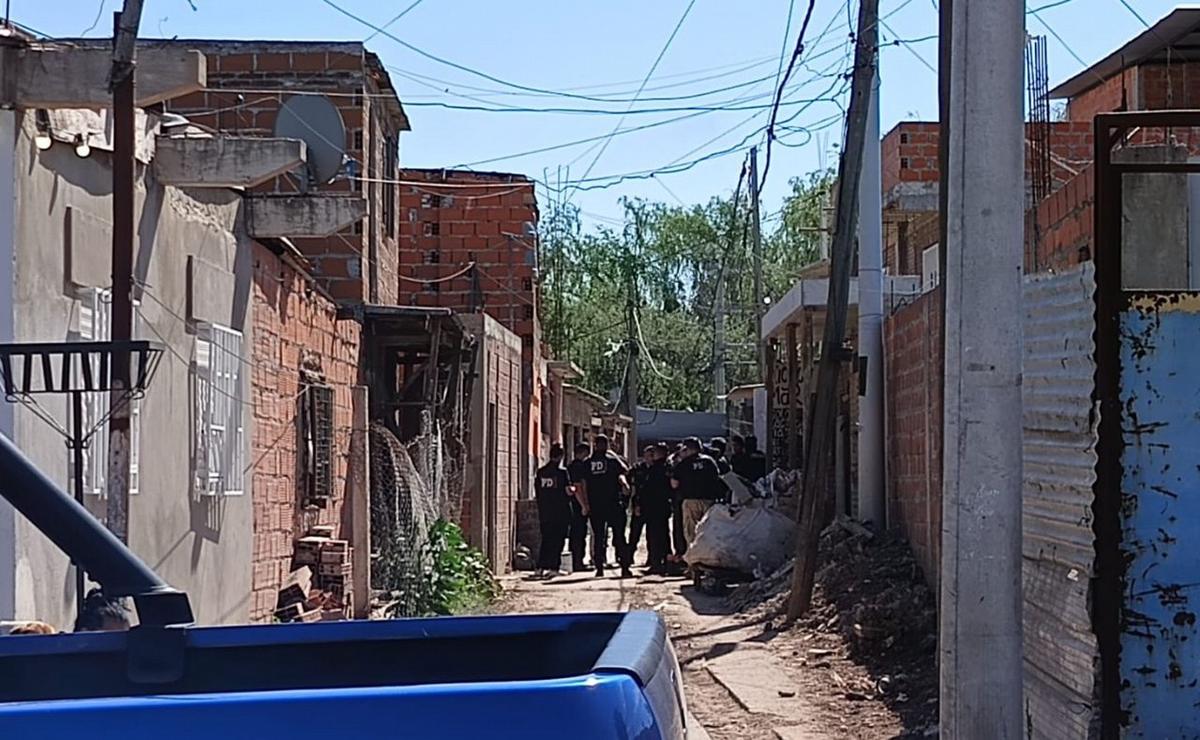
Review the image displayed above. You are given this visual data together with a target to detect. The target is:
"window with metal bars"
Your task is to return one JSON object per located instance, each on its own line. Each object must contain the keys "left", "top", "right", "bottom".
{"left": 301, "top": 383, "right": 335, "bottom": 505}
{"left": 384, "top": 135, "right": 397, "bottom": 238}
{"left": 193, "top": 322, "right": 245, "bottom": 497}
{"left": 73, "top": 288, "right": 143, "bottom": 497}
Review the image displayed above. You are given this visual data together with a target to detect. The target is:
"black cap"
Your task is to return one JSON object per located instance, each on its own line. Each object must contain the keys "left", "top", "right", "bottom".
{"left": 594, "top": 433, "right": 609, "bottom": 444}
{"left": 683, "top": 436, "right": 702, "bottom": 452}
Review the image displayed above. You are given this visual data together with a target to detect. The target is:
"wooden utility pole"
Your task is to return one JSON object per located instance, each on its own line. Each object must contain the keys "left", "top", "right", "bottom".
{"left": 749, "top": 146, "right": 766, "bottom": 379}
{"left": 626, "top": 215, "right": 642, "bottom": 457}
{"left": 786, "top": 0, "right": 879, "bottom": 621}
{"left": 107, "top": 0, "right": 144, "bottom": 543}
{"left": 712, "top": 260, "right": 727, "bottom": 415}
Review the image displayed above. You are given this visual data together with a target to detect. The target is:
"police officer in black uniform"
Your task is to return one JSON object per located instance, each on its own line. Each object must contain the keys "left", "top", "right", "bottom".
{"left": 586, "top": 435, "right": 633, "bottom": 578}
{"left": 534, "top": 444, "right": 571, "bottom": 577}
{"left": 640, "top": 443, "right": 674, "bottom": 575}
{"left": 566, "top": 442, "right": 592, "bottom": 572}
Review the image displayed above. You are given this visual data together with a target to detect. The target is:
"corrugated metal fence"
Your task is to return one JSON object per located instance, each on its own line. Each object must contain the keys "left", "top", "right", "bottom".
{"left": 1022, "top": 262, "right": 1100, "bottom": 740}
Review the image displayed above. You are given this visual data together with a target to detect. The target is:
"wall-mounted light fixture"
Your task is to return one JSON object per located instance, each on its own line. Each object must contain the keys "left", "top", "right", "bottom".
{"left": 33, "top": 109, "right": 52, "bottom": 151}
{"left": 73, "top": 133, "right": 91, "bottom": 159}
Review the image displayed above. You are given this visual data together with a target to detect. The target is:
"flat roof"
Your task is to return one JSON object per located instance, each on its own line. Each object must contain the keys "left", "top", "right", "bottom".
{"left": 1049, "top": 7, "right": 1200, "bottom": 99}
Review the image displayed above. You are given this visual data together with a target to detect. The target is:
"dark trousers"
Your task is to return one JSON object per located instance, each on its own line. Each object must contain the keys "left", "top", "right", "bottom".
{"left": 589, "top": 499, "right": 631, "bottom": 569}
{"left": 567, "top": 500, "right": 588, "bottom": 569}
{"left": 628, "top": 511, "right": 645, "bottom": 557}
{"left": 537, "top": 501, "right": 570, "bottom": 571}
{"left": 643, "top": 509, "right": 671, "bottom": 569}
{"left": 671, "top": 498, "right": 687, "bottom": 557}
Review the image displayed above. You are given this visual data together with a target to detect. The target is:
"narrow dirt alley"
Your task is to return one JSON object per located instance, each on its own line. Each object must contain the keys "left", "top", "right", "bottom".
{"left": 499, "top": 549, "right": 935, "bottom": 740}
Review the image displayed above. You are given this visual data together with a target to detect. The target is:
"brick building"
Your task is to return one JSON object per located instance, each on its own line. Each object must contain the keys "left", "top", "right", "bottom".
{"left": 163, "top": 40, "right": 410, "bottom": 305}
{"left": 883, "top": 8, "right": 1200, "bottom": 585}
{"left": 249, "top": 240, "right": 361, "bottom": 621}
{"left": 398, "top": 168, "right": 547, "bottom": 496}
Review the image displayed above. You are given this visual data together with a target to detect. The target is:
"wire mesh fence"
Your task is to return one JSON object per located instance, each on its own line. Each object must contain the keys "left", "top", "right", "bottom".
{"left": 369, "top": 411, "right": 470, "bottom": 617}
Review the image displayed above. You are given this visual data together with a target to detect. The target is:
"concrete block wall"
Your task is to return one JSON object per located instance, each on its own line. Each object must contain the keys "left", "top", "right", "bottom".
{"left": 249, "top": 241, "right": 361, "bottom": 621}
{"left": 884, "top": 287, "right": 943, "bottom": 588}
{"left": 165, "top": 42, "right": 404, "bottom": 305}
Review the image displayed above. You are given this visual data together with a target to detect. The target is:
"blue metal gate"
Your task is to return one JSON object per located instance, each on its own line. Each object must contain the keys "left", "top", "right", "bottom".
{"left": 1118, "top": 292, "right": 1200, "bottom": 736}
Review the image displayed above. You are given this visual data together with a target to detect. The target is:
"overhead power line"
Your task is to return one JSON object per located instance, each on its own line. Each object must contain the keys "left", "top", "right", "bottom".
{"left": 364, "top": 0, "right": 426, "bottom": 42}
{"left": 759, "top": 0, "right": 820, "bottom": 194}
{"left": 573, "top": 0, "right": 700, "bottom": 197}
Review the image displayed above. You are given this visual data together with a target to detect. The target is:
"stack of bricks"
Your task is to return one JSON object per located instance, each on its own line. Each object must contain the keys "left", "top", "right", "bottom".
{"left": 275, "top": 526, "right": 352, "bottom": 622}
{"left": 163, "top": 40, "right": 407, "bottom": 304}
{"left": 397, "top": 168, "right": 540, "bottom": 347}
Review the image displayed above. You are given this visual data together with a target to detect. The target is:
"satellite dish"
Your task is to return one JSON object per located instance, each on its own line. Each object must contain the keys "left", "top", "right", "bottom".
{"left": 274, "top": 94, "right": 347, "bottom": 185}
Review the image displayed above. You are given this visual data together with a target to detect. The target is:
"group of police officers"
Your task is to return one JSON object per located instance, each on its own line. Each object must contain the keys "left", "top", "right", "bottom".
{"left": 534, "top": 433, "right": 767, "bottom": 579}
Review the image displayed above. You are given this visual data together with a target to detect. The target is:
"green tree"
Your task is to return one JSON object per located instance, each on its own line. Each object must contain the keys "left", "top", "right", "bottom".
{"left": 540, "top": 168, "right": 834, "bottom": 411}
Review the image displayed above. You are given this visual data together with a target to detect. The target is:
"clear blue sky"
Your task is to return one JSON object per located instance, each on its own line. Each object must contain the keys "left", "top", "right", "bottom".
{"left": 7, "top": 0, "right": 1186, "bottom": 228}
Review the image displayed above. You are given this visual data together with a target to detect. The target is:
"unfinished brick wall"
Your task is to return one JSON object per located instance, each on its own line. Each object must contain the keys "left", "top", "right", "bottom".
{"left": 165, "top": 41, "right": 406, "bottom": 304}
{"left": 882, "top": 122, "right": 940, "bottom": 196}
{"left": 882, "top": 121, "right": 1093, "bottom": 203}
{"left": 1026, "top": 165, "right": 1095, "bottom": 274}
{"left": 250, "top": 241, "right": 361, "bottom": 621}
{"left": 397, "top": 169, "right": 539, "bottom": 337}
{"left": 1137, "top": 62, "right": 1200, "bottom": 110}
{"left": 884, "top": 287, "right": 943, "bottom": 588}
{"left": 459, "top": 314, "right": 522, "bottom": 573}
{"left": 885, "top": 210, "right": 939, "bottom": 276}
{"left": 1064, "top": 69, "right": 1136, "bottom": 123}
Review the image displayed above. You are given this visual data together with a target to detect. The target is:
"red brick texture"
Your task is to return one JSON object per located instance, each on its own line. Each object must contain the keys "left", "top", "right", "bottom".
{"left": 165, "top": 43, "right": 405, "bottom": 305}
{"left": 249, "top": 241, "right": 361, "bottom": 621}
{"left": 884, "top": 287, "right": 943, "bottom": 588}
{"left": 881, "top": 121, "right": 1094, "bottom": 203}
{"left": 458, "top": 321, "right": 522, "bottom": 573}
{"left": 397, "top": 169, "right": 539, "bottom": 332}
{"left": 1025, "top": 165, "right": 1095, "bottom": 274}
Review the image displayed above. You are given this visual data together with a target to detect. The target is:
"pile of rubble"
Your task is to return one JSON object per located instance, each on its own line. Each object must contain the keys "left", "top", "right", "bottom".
{"left": 275, "top": 525, "right": 354, "bottom": 623}
{"left": 725, "top": 517, "right": 939, "bottom": 734}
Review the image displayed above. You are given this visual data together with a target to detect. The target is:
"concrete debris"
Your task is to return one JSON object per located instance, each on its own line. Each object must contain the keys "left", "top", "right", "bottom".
{"left": 724, "top": 516, "right": 939, "bottom": 735}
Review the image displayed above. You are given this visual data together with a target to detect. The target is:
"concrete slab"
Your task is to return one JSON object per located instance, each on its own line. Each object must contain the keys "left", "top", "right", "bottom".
{"left": 705, "top": 644, "right": 802, "bottom": 717}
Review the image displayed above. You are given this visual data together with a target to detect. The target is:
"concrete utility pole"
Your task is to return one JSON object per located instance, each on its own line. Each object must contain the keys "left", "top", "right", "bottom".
{"left": 786, "top": 0, "right": 878, "bottom": 621}
{"left": 939, "top": 0, "right": 1025, "bottom": 736}
{"left": 107, "top": 0, "right": 144, "bottom": 544}
{"left": 749, "top": 146, "right": 766, "bottom": 379}
{"left": 857, "top": 72, "right": 885, "bottom": 529}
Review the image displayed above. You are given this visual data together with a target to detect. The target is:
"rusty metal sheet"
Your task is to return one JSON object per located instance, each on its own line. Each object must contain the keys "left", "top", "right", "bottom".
{"left": 1118, "top": 291, "right": 1200, "bottom": 736}
{"left": 1022, "top": 263, "right": 1100, "bottom": 740}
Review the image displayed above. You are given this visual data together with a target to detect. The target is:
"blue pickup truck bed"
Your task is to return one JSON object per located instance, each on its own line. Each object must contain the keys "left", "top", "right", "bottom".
{"left": 0, "top": 611, "right": 689, "bottom": 739}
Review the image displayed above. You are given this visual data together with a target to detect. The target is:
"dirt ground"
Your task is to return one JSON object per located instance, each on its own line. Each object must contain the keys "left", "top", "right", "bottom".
{"left": 497, "top": 527, "right": 938, "bottom": 740}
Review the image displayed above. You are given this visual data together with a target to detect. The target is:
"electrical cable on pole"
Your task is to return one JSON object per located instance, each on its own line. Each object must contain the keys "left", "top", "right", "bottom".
{"left": 748, "top": 146, "right": 766, "bottom": 378}
{"left": 786, "top": 0, "right": 878, "bottom": 622}
{"left": 759, "top": 0, "right": 820, "bottom": 194}
{"left": 106, "top": 0, "right": 144, "bottom": 545}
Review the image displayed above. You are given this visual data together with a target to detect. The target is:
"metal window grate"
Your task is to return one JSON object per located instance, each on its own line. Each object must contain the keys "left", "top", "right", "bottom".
{"left": 303, "top": 384, "right": 335, "bottom": 503}
{"left": 75, "top": 288, "right": 111, "bottom": 497}
{"left": 194, "top": 323, "right": 245, "bottom": 497}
